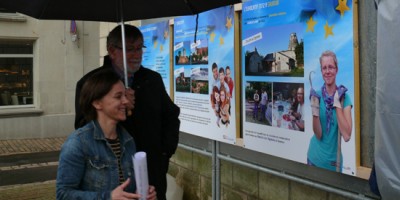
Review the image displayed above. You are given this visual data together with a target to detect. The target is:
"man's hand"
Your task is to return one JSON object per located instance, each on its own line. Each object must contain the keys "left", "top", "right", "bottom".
{"left": 147, "top": 185, "right": 157, "bottom": 200}
{"left": 125, "top": 88, "right": 135, "bottom": 116}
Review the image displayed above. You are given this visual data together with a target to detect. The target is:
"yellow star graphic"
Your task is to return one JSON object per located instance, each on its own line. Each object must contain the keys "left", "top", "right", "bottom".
{"left": 210, "top": 32, "right": 216, "bottom": 42}
{"left": 160, "top": 44, "right": 163, "bottom": 52}
{"left": 336, "top": 0, "right": 350, "bottom": 17}
{"left": 164, "top": 30, "right": 169, "bottom": 39}
{"left": 306, "top": 16, "right": 317, "bottom": 32}
{"left": 219, "top": 35, "right": 224, "bottom": 45}
{"left": 153, "top": 40, "right": 158, "bottom": 48}
{"left": 225, "top": 17, "right": 232, "bottom": 30}
{"left": 324, "top": 21, "right": 334, "bottom": 38}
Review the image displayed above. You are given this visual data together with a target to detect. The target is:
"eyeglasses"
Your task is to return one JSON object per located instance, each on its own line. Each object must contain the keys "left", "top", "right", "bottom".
{"left": 113, "top": 44, "right": 146, "bottom": 53}
{"left": 321, "top": 65, "right": 337, "bottom": 72}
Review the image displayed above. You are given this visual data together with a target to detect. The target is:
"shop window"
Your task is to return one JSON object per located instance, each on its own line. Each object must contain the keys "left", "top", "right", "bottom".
{"left": 0, "top": 40, "right": 34, "bottom": 107}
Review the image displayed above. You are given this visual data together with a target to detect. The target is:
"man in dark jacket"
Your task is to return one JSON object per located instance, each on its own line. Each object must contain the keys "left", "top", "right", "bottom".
{"left": 75, "top": 24, "right": 180, "bottom": 200}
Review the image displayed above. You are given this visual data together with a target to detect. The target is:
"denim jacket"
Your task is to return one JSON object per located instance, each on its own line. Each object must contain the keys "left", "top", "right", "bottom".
{"left": 56, "top": 120, "right": 136, "bottom": 200}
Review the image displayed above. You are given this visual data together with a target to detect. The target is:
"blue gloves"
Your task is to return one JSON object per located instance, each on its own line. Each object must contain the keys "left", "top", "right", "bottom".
{"left": 310, "top": 88, "right": 321, "bottom": 116}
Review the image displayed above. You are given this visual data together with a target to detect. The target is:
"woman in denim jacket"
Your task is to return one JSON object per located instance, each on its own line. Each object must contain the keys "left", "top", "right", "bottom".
{"left": 56, "top": 68, "right": 156, "bottom": 200}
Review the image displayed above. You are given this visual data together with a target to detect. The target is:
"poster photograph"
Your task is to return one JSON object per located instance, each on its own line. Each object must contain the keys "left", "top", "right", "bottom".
{"left": 242, "top": 0, "right": 357, "bottom": 175}
{"left": 174, "top": 5, "right": 237, "bottom": 143}
{"left": 139, "top": 21, "right": 171, "bottom": 94}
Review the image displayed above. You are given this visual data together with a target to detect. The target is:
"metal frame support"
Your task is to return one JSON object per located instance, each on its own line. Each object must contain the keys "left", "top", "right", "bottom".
{"left": 178, "top": 143, "right": 374, "bottom": 200}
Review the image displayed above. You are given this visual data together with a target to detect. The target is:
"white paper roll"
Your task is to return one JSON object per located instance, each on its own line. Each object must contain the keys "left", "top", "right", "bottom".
{"left": 132, "top": 151, "right": 149, "bottom": 200}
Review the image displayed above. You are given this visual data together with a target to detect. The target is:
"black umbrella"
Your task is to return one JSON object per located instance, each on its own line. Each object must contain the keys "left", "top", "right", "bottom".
{"left": 0, "top": 0, "right": 240, "bottom": 22}
{"left": 0, "top": 0, "right": 240, "bottom": 85}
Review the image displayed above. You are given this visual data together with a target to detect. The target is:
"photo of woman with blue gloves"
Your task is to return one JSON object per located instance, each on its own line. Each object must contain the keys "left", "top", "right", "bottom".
{"left": 307, "top": 50, "right": 353, "bottom": 172}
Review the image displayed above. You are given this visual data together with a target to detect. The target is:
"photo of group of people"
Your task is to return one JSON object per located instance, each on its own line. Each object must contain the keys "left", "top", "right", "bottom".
{"left": 245, "top": 81, "right": 272, "bottom": 126}
{"left": 210, "top": 62, "right": 234, "bottom": 128}
{"left": 245, "top": 81, "right": 304, "bottom": 132}
{"left": 173, "top": 5, "right": 237, "bottom": 143}
{"left": 272, "top": 82, "right": 304, "bottom": 132}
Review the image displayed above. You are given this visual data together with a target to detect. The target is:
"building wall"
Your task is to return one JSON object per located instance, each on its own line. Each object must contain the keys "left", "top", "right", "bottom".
{"left": 169, "top": 147, "right": 357, "bottom": 200}
{"left": 249, "top": 52, "right": 263, "bottom": 73}
{"left": 0, "top": 17, "right": 101, "bottom": 139}
{"left": 0, "top": 18, "right": 141, "bottom": 140}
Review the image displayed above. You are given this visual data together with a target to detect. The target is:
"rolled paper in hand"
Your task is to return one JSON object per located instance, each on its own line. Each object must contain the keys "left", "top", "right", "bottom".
{"left": 133, "top": 151, "right": 149, "bottom": 200}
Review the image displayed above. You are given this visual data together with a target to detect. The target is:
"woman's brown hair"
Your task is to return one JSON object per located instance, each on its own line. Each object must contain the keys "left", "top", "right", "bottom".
{"left": 79, "top": 68, "right": 121, "bottom": 123}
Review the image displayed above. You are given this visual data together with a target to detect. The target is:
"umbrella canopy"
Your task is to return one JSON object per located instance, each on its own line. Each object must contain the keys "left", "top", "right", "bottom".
{"left": 0, "top": 0, "right": 241, "bottom": 22}
{"left": 0, "top": 0, "right": 240, "bottom": 86}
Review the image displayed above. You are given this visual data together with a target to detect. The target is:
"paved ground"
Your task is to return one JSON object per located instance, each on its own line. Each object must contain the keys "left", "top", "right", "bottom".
{"left": 0, "top": 137, "right": 182, "bottom": 200}
{"left": 0, "top": 137, "right": 66, "bottom": 156}
{"left": 0, "top": 180, "right": 56, "bottom": 200}
{"left": 0, "top": 137, "right": 66, "bottom": 200}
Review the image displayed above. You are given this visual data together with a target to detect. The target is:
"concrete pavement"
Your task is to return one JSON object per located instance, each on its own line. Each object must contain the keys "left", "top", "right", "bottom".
{"left": 0, "top": 137, "right": 66, "bottom": 200}
{"left": 0, "top": 137, "right": 183, "bottom": 200}
{"left": 0, "top": 137, "right": 66, "bottom": 156}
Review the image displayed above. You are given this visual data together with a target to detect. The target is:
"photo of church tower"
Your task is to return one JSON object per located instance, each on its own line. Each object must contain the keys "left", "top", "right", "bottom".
{"left": 244, "top": 23, "right": 304, "bottom": 77}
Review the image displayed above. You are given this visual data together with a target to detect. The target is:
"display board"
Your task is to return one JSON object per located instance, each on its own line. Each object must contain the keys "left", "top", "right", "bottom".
{"left": 173, "top": 6, "right": 237, "bottom": 143}
{"left": 139, "top": 21, "right": 171, "bottom": 94}
{"left": 241, "top": 0, "right": 357, "bottom": 175}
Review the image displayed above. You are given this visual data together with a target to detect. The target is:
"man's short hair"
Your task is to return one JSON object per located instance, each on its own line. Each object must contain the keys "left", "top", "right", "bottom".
{"left": 107, "top": 24, "right": 143, "bottom": 49}
{"left": 212, "top": 62, "right": 218, "bottom": 70}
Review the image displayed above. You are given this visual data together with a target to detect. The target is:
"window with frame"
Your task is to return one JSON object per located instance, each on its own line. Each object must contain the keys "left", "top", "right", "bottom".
{"left": 0, "top": 40, "right": 34, "bottom": 107}
{"left": 0, "top": 7, "right": 26, "bottom": 22}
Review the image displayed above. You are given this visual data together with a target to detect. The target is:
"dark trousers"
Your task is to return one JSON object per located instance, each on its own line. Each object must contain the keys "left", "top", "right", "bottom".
{"left": 253, "top": 103, "right": 259, "bottom": 118}
{"left": 148, "top": 154, "right": 169, "bottom": 200}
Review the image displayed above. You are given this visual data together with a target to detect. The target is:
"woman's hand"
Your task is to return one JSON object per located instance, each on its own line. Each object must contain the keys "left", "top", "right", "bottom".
{"left": 111, "top": 178, "right": 140, "bottom": 200}
{"left": 310, "top": 88, "right": 322, "bottom": 138}
{"left": 334, "top": 85, "right": 348, "bottom": 108}
{"left": 310, "top": 96, "right": 320, "bottom": 116}
{"left": 333, "top": 90, "right": 342, "bottom": 108}
{"left": 309, "top": 88, "right": 320, "bottom": 117}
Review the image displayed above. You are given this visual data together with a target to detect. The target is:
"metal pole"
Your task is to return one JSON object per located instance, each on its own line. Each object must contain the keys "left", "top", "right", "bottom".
{"left": 119, "top": 0, "right": 129, "bottom": 87}
{"left": 120, "top": 24, "right": 128, "bottom": 87}
{"left": 216, "top": 141, "right": 221, "bottom": 200}
{"left": 178, "top": 143, "right": 374, "bottom": 200}
{"left": 212, "top": 141, "right": 216, "bottom": 200}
